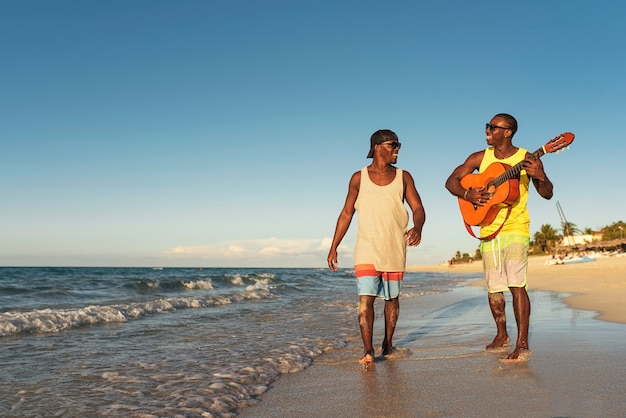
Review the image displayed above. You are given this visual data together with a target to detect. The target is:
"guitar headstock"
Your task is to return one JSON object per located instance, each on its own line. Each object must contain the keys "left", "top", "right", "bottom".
{"left": 543, "top": 132, "right": 574, "bottom": 154}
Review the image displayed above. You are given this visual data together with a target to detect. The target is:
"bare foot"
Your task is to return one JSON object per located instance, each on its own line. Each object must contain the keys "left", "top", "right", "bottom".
{"left": 381, "top": 344, "right": 393, "bottom": 356}
{"left": 358, "top": 351, "right": 375, "bottom": 364}
{"left": 485, "top": 334, "right": 510, "bottom": 350}
{"left": 506, "top": 346, "right": 530, "bottom": 361}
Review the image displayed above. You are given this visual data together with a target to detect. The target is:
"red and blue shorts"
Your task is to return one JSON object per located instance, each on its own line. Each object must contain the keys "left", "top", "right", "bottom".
{"left": 354, "top": 264, "right": 404, "bottom": 300}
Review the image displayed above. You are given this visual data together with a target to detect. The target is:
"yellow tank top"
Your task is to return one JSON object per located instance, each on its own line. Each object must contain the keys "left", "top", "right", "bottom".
{"left": 479, "top": 147, "right": 531, "bottom": 238}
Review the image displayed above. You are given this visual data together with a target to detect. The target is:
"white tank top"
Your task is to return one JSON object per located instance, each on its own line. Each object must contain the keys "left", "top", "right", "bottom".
{"left": 354, "top": 167, "right": 409, "bottom": 271}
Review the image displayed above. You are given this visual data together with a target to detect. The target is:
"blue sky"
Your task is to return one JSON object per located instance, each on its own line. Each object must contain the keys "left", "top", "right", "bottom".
{"left": 2, "top": 1, "right": 624, "bottom": 268}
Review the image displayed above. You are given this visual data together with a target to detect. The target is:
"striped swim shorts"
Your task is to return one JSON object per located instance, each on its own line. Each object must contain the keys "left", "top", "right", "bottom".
{"left": 480, "top": 234, "right": 529, "bottom": 293}
{"left": 354, "top": 264, "right": 404, "bottom": 300}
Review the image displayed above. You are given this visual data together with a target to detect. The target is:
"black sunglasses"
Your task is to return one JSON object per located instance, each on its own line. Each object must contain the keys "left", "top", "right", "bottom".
{"left": 380, "top": 141, "right": 401, "bottom": 150}
{"left": 485, "top": 123, "right": 510, "bottom": 131}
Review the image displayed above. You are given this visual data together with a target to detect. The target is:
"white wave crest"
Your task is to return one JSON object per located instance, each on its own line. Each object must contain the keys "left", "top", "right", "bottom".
{"left": 0, "top": 289, "right": 272, "bottom": 337}
{"left": 181, "top": 279, "right": 214, "bottom": 290}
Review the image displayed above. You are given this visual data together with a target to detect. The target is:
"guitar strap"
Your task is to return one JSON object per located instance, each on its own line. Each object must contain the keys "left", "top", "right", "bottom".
{"left": 464, "top": 205, "right": 513, "bottom": 241}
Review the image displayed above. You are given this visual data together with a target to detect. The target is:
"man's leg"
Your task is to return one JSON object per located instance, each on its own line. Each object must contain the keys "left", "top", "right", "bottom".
{"left": 381, "top": 297, "right": 399, "bottom": 355}
{"left": 358, "top": 295, "right": 376, "bottom": 363}
{"left": 507, "top": 286, "right": 530, "bottom": 360}
{"left": 485, "top": 292, "right": 510, "bottom": 349}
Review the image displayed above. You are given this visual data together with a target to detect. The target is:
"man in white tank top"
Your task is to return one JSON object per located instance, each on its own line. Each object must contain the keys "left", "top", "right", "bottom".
{"left": 328, "top": 129, "right": 426, "bottom": 365}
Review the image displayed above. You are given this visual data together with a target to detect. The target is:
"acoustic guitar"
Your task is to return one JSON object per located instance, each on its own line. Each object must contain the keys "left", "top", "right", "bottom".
{"left": 459, "top": 132, "right": 575, "bottom": 228}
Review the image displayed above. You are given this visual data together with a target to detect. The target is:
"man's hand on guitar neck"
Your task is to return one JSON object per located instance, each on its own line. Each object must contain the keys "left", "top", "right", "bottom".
{"left": 522, "top": 155, "right": 554, "bottom": 199}
{"left": 522, "top": 157, "right": 547, "bottom": 182}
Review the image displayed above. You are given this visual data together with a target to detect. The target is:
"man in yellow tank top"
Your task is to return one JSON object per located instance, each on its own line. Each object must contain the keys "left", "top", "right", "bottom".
{"left": 445, "top": 114, "right": 554, "bottom": 360}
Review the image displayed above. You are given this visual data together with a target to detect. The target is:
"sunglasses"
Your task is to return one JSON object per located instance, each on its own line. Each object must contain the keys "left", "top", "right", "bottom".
{"left": 485, "top": 123, "right": 510, "bottom": 131}
{"left": 380, "top": 141, "right": 402, "bottom": 150}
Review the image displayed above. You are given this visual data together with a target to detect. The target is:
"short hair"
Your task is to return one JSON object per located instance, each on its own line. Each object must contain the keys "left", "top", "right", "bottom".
{"left": 494, "top": 113, "right": 518, "bottom": 136}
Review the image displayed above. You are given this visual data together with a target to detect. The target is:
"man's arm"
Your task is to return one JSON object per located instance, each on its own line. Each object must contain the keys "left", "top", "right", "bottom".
{"left": 327, "top": 171, "right": 360, "bottom": 271}
{"left": 403, "top": 171, "right": 425, "bottom": 246}
{"left": 445, "top": 151, "right": 484, "bottom": 200}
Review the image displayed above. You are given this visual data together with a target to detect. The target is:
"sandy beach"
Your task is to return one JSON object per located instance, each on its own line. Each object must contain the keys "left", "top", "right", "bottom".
{"left": 238, "top": 255, "right": 626, "bottom": 417}
{"left": 409, "top": 254, "right": 626, "bottom": 325}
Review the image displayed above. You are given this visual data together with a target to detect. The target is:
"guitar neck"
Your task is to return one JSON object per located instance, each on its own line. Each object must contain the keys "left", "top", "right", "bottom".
{"left": 492, "top": 147, "right": 545, "bottom": 187}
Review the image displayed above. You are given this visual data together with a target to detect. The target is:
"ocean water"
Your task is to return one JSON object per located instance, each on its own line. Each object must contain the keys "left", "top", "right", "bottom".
{"left": 0, "top": 267, "right": 474, "bottom": 417}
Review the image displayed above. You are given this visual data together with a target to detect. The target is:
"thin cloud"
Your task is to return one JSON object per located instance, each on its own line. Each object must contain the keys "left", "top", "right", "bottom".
{"left": 164, "top": 237, "right": 342, "bottom": 261}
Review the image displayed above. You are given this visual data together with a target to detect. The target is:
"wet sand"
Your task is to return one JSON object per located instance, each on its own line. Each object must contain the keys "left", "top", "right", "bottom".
{"left": 238, "top": 255, "right": 626, "bottom": 417}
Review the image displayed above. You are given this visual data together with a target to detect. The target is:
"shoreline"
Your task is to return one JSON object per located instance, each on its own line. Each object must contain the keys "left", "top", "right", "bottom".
{"left": 409, "top": 254, "right": 626, "bottom": 324}
{"left": 238, "top": 262, "right": 626, "bottom": 417}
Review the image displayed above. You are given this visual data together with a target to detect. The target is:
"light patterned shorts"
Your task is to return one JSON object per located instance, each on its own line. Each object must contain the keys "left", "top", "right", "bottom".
{"left": 480, "top": 234, "right": 529, "bottom": 293}
{"left": 354, "top": 264, "right": 404, "bottom": 300}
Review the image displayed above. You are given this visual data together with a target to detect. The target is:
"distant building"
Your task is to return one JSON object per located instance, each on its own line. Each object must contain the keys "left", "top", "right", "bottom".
{"left": 559, "top": 233, "right": 601, "bottom": 247}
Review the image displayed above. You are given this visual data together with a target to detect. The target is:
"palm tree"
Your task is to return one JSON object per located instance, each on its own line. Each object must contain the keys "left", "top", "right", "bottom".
{"left": 474, "top": 248, "right": 482, "bottom": 261}
{"left": 561, "top": 221, "right": 581, "bottom": 237}
{"left": 534, "top": 224, "right": 560, "bottom": 253}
